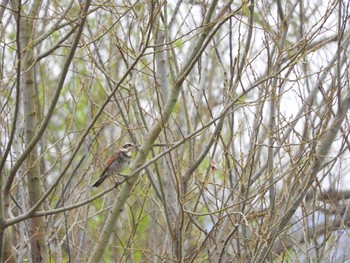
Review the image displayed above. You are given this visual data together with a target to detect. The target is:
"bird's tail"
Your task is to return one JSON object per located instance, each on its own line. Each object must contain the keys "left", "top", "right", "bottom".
{"left": 92, "top": 172, "right": 107, "bottom": 187}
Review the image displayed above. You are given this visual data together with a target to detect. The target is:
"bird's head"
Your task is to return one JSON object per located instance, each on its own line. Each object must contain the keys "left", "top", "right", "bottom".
{"left": 122, "top": 142, "right": 138, "bottom": 152}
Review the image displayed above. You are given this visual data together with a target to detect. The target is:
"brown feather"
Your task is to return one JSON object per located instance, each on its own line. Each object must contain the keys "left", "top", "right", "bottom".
{"left": 92, "top": 143, "right": 136, "bottom": 188}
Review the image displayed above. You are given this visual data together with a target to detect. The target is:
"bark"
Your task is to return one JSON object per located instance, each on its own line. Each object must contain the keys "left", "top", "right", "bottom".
{"left": 19, "top": 0, "right": 46, "bottom": 260}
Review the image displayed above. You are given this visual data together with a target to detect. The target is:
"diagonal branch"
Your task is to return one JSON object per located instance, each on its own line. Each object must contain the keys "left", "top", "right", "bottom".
{"left": 257, "top": 89, "right": 350, "bottom": 262}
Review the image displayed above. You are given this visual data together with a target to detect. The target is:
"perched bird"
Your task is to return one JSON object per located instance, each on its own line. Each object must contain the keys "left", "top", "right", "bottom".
{"left": 92, "top": 142, "right": 137, "bottom": 187}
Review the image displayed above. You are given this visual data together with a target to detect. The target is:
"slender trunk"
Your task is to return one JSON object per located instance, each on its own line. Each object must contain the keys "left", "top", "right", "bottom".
{"left": 20, "top": 0, "right": 46, "bottom": 261}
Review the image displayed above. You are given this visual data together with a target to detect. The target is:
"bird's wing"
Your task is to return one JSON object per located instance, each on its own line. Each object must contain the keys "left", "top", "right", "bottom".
{"left": 105, "top": 152, "right": 118, "bottom": 167}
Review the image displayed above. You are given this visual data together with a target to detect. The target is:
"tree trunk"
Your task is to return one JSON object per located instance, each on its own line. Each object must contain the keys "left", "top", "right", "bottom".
{"left": 19, "top": 0, "right": 46, "bottom": 261}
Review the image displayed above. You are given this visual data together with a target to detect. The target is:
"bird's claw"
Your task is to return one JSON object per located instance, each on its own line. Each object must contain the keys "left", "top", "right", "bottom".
{"left": 119, "top": 174, "right": 129, "bottom": 180}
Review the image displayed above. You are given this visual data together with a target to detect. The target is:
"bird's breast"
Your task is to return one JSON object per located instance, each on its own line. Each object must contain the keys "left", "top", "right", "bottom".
{"left": 108, "top": 156, "right": 131, "bottom": 174}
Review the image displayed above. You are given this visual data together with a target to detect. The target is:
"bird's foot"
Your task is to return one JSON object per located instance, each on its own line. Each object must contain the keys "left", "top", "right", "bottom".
{"left": 119, "top": 174, "right": 129, "bottom": 180}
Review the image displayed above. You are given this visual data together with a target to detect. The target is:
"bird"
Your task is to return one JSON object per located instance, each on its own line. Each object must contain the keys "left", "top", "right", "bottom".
{"left": 92, "top": 142, "right": 138, "bottom": 187}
